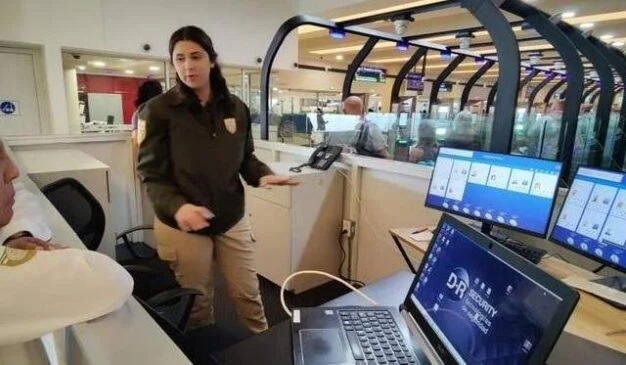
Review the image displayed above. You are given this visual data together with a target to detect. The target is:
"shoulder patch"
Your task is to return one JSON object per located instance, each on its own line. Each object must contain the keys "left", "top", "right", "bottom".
{"left": 0, "top": 246, "right": 37, "bottom": 267}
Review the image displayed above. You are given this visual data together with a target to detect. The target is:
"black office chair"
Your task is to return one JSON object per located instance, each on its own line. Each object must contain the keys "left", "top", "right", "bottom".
{"left": 41, "top": 178, "right": 105, "bottom": 251}
{"left": 137, "top": 294, "right": 245, "bottom": 365}
{"left": 115, "top": 225, "right": 158, "bottom": 264}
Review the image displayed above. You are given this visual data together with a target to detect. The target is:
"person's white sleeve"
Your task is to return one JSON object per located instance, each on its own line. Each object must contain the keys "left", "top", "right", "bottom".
{"left": 366, "top": 123, "right": 388, "bottom": 153}
{"left": 0, "top": 182, "right": 52, "bottom": 243}
{"left": 0, "top": 248, "right": 134, "bottom": 346}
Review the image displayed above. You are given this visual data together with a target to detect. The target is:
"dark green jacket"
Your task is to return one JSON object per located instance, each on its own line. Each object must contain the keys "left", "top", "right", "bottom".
{"left": 137, "top": 86, "right": 272, "bottom": 235}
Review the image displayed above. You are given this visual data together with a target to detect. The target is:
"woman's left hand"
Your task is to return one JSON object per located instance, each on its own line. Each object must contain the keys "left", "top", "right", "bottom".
{"left": 259, "top": 175, "right": 299, "bottom": 187}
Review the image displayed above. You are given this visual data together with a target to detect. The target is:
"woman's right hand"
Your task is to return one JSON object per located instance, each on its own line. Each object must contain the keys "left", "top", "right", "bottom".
{"left": 175, "top": 204, "right": 214, "bottom": 232}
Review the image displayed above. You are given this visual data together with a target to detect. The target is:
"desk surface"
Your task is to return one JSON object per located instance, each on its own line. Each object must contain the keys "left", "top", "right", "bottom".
{"left": 7, "top": 147, "right": 190, "bottom": 365}
{"left": 14, "top": 148, "right": 109, "bottom": 174}
{"left": 390, "top": 228, "right": 626, "bottom": 356}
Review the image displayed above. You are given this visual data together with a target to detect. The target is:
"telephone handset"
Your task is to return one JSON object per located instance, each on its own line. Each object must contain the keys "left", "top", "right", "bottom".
{"left": 289, "top": 144, "right": 343, "bottom": 173}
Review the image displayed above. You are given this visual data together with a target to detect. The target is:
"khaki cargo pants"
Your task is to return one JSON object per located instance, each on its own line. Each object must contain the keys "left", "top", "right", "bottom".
{"left": 154, "top": 216, "right": 268, "bottom": 333}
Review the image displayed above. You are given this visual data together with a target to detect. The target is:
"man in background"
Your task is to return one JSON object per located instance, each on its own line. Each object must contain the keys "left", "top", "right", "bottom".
{"left": 344, "top": 96, "right": 390, "bottom": 159}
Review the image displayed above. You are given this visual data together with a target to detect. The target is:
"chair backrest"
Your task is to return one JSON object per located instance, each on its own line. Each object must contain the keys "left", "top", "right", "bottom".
{"left": 41, "top": 178, "right": 105, "bottom": 251}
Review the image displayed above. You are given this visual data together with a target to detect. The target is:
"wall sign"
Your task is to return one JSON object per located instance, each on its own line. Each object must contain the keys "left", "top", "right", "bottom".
{"left": 0, "top": 101, "right": 19, "bottom": 116}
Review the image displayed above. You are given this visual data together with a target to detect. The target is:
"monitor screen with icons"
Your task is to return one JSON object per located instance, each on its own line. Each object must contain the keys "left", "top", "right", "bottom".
{"left": 550, "top": 167, "right": 626, "bottom": 273}
{"left": 425, "top": 147, "right": 563, "bottom": 237}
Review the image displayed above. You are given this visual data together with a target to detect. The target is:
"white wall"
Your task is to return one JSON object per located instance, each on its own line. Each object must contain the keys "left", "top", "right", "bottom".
{"left": 0, "top": 0, "right": 298, "bottom": 134}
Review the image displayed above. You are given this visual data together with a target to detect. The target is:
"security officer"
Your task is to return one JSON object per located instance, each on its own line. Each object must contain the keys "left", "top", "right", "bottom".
{"left": 138, "top": 25, "right": 296, "bottom": 333}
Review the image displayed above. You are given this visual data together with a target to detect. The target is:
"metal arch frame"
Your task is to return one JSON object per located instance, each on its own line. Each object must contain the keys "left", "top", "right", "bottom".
{"left": 519, "top": 69, "right": 541, "bottom": 94}
{"left": 429, "top": 55, "right": 467, "bottom": 116}
{"left": 342, "top": 38, "right": 379, "bottom": 100}
{"left": 258, "top": 3, "right": 521, "bottom": 141}
{"left": 544, "top": 79, "right": 567, "bottom": 104}
{"left": 486, "top": 81, "right": 499, "bottom": 114}
{"left": 461, "top": 0, "right": 520, "bottom": 153}
{"left": 587, "top": 39, "right": 626, "bottom": 169}
{"left": 500, "top": 0, "right": 585, "bottom": 171}
{"left": 487, "top": 69, "right": 539, "bottom": 117}
{"left": 527, "top": 73, "right": 557, "bottom": 113}
{"left": 558, "top": 25, "right": 615, "bottom": 166}
{"left": 583, "top": 85, "right": 600, "bottom": 102}
{"left": 404, "top": 20, "right": 525, "bottom": 41}
{"left": 460, "top": 60, "right": 495, "bottom": 110}
{"left": 390, "top": 47, "right": 428, "bottom": 106}
{"left": 590, "top": 89, "right": 602, "bottom": 104}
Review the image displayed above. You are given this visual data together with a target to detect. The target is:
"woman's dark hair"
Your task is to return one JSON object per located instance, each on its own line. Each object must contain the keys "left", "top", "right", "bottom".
{"left": 135, "top": 80, "right": 163, "bottom": 107}
{"left": 169, "top": 26, "right": 232, "bottom": 112}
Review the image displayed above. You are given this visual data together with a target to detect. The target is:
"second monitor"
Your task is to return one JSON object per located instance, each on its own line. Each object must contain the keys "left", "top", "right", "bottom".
{"left": 426, "top": 147, "right": 562, "bottom": 238}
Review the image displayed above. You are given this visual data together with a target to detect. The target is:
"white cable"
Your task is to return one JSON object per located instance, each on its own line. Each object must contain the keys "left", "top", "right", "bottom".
{"left": 280, "top": 270, "right": 378, "bottom": 317}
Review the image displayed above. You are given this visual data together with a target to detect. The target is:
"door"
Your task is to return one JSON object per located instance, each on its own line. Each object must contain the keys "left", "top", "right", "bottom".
{"left": 0, "top": 48, "right": 44, "bottom": 135}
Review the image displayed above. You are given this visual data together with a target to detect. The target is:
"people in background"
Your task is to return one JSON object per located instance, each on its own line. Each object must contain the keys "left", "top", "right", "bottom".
{"left": 0, "top": 141, "right": 132, "bottom": 346}
{"left": 344, "top": 96, "right": 390, "bottom": 159}
{"left": 409, "top": 121, "right": 439, "bottom": 165}
{"left": 138, "top": 26, "right": 296, "bottom": 333}
{"left": 316, "top": 107, "right": 327, "bottom": 131}
{"left": 527, "top": 100, "right": 563, "bottom": 160}
{"left": 132, "top": 80, "right": 164, "bottom": 148}
{"left": 446, "top": 106, "right": 479, "bottom": 150}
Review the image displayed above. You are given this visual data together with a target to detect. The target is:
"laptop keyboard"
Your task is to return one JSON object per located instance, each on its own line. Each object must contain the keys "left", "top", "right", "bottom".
{"left": 339, "top": 309, "right": 417, "bottom": 365}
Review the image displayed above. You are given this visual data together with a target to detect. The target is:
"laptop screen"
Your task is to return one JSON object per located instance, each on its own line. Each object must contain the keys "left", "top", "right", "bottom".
{"left": 409, "top": 221, "right": 563, "bottom": 364}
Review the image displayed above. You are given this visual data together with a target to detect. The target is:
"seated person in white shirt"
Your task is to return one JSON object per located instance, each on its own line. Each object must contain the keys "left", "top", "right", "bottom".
{"left": 0, "top": 142, "right": 133, "bottom": 346}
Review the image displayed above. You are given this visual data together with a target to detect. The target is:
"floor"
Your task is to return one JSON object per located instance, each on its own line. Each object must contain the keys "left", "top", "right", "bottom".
{"left": 212, "top": 270, "right": 350, "bottom": 339}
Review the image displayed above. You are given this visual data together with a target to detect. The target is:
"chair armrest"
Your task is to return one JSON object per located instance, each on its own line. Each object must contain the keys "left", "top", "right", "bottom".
{"left": 147, "top": 288, "right": 203, "bottom": 308}
{"left": 115, "top": 225, "right": 154, "bottom": 241}
{"left": 123, "top": 264, "right": 160, "bottom": 276}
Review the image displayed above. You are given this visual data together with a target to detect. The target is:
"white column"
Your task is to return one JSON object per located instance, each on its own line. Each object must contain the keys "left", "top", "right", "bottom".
{"left": 64, "top": 67, "right": 81, "bottom": 134}
{"left": 42, "top": 45, "right": 70, "bottom": 134}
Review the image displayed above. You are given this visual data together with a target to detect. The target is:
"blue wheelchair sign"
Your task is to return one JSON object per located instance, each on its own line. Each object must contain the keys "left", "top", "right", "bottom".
{"left": 0, "top": 101, "right": 17, "bottom": 115}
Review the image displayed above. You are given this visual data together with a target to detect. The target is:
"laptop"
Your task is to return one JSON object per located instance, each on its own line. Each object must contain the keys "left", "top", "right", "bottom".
{"left": 292, "top": 214, "right": 580, "bottom": 365}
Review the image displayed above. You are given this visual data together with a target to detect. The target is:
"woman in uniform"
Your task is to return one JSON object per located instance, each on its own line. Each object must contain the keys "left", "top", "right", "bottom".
{"left": 138, "top": 26, "right": 295, "bottom": 333}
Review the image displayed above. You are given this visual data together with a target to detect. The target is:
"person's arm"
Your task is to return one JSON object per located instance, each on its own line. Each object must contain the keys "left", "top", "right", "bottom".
{"left": 0, "top": 182, "right": 52, "bottom": 245}
{"left": 137, "top": 103, "right": 188, "bottom": 219}
{"left": 366, "top": 124, "right": 391, "bottom": 159}
{"left": 240, "top": 104, "right": 273, "bottom": 187}
{"left": 0, "top": 247, "right": 133, "bottom": 345}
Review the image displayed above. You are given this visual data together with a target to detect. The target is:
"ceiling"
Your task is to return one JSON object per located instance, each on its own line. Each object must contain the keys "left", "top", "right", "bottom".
{"left": 297, "top": 0, "right": 626, "bottom": 85}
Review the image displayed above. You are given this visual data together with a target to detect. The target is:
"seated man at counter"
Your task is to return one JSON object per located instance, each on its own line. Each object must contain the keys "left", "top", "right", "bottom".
{"left": 0, "top": 141, "right": 133, "bottom": 346}
{"left": 344, "top": 96, "right": 390, "bottom": 159}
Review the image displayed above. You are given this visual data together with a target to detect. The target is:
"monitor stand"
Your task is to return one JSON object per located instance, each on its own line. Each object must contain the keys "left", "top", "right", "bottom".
{"left": 478, "top": 223, "right": 547, "bottom": 264}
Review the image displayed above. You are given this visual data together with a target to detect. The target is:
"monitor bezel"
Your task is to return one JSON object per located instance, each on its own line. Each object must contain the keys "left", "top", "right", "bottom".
{"left": 549, "top": 165, "right": 626, "bottom": 274}
{"left": 403, "top": 214, "right": 580, "bottom": 365}
{"left": 424, "top": 147, "right": 564, "bottom": 238}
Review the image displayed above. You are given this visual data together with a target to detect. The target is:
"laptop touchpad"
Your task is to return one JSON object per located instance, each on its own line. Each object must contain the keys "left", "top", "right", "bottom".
{"left": 299, "top": 329, "right": 346, "bottom": 364}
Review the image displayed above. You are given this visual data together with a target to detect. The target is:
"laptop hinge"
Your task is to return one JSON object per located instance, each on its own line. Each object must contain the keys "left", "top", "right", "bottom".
{"left": 401, "top": 308, "right": 445, "bottom": 365}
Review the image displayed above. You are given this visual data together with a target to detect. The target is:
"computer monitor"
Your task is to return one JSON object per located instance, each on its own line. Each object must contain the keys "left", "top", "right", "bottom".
{"left": 550, "top": 167, "right": 626, "bottom": 274}
{"left": 426, "top": 147, "right": 563, "bottom": 237}
{"left": 405, "top": 214, "right": 579, "bottom": 364}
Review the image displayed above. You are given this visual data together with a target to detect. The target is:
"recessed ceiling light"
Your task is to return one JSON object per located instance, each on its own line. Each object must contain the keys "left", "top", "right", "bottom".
{"left": 125, "top": 69, "right": 135, "bottom": 75}
{"left": 120, "top": 58, "right": 130, "bottom": 62}
{"left": 278, "top": 90, "right": 285, "bottom": 94}
{"left": 335, "top": 55, "right": 344, "bottom": 61}
{"left": 90, "top": 60, "right": 106, "bottom": 67}
{"left": 149, "top": 66, "right": 160, "bottom": 71}
{"left": 77, "top": 65, "right": 86, "bottom": 71}
{"left": 562, "top": 11, "right": 576, "bottom": 19}
{"left": 601, "top": 34, "right": 614, "bottom": 40}
{"left": 580, "top": 23, "right": 594, "bottom": 29}
{"left": 272, "top": 87, "right": 278, "bottom": 91}
{"left": 613, "top": 42, "right": 625, "bottom": 47}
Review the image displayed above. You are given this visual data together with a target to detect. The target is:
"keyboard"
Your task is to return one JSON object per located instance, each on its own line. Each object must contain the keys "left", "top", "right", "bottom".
{"left": 339, "top": 309, "right": 417, "bottom": 365}
{"left": 500, "top": 239, "right": 547, "bottom": 264}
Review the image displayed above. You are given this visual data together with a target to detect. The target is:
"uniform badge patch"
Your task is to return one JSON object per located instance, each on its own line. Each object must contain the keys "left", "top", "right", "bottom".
{"left": 224, "top": 118, "right": 237, "bottom": 134}
{"left": 0, "top": 247, "right": 36, "bottom": 267}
